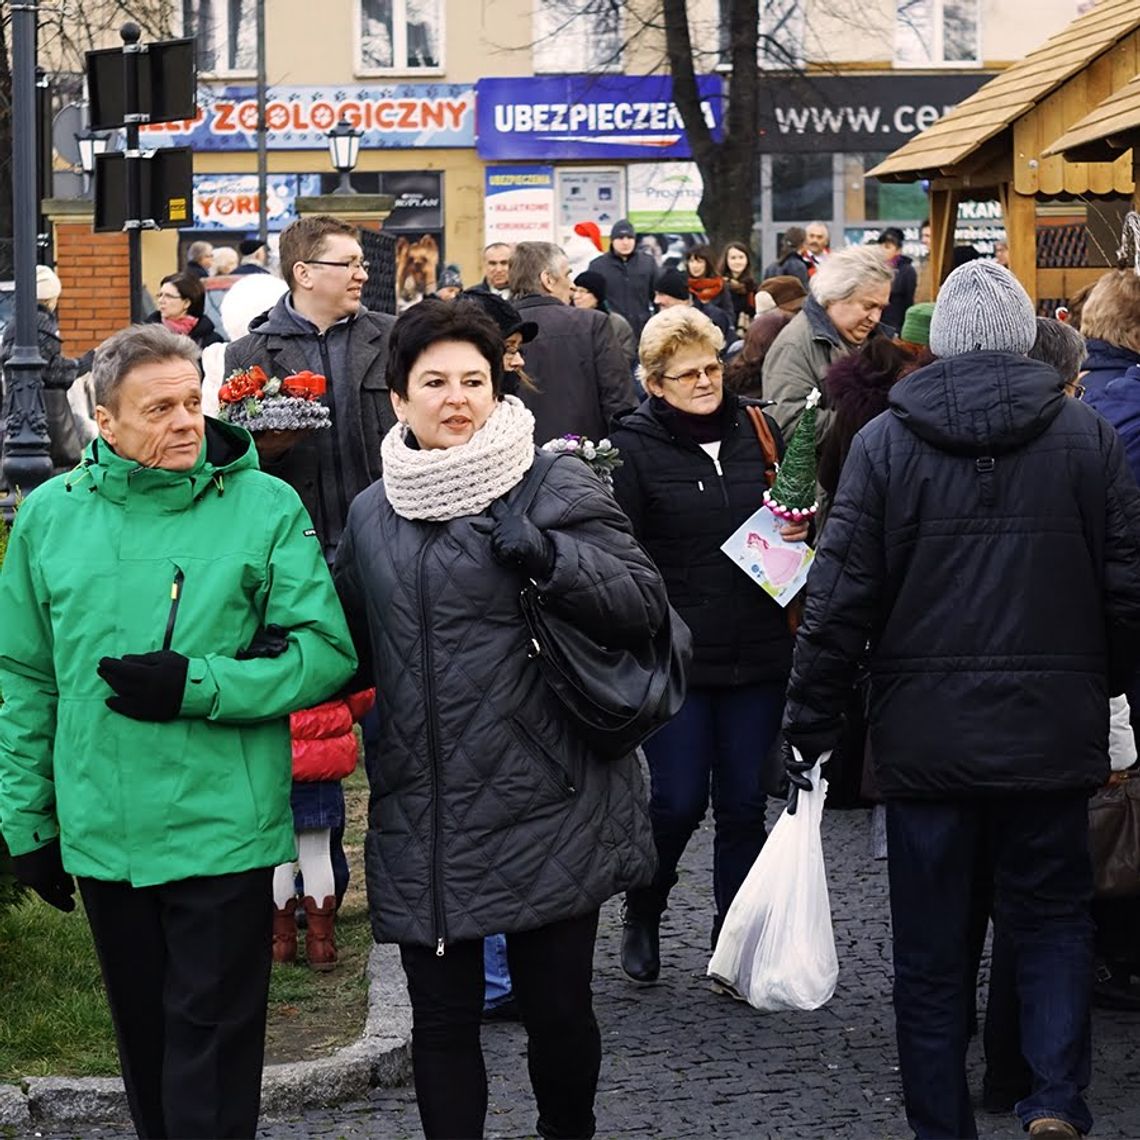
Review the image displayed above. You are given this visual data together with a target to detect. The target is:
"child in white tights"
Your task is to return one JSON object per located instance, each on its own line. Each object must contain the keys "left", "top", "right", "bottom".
{"left": 273, "top": 690, "right": 374, "bottom": 970}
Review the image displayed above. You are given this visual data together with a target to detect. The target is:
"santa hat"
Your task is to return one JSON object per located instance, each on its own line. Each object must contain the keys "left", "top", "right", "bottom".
{"left": 573, "top": 221, "right": 603, "bottom": 252}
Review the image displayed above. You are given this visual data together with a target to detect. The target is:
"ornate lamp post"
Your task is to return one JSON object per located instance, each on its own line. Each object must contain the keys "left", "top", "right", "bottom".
{"left": 1, "top": 0, "right": 51, "bottom": 509}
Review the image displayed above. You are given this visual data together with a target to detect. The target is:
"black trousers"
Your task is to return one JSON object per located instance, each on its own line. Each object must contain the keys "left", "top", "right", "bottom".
{"left": 79, "top": 867, "right": 274, "bottom": 1139}
{"left": 400, "top": 909, "right": 601, "bottom": 1140}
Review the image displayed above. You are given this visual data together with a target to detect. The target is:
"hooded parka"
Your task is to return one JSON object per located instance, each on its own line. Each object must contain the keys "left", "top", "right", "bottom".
{"left": 586, "top": 247, "right": 657, "bottom": 342}
{"left": 783, "top": 352, "right": 1140, "bottom": 797}
{"left": 334, "top": 455, "right": 662, "bottom": 950}
{"left": 0, "top": 419, "right": 358, "bottom": 886}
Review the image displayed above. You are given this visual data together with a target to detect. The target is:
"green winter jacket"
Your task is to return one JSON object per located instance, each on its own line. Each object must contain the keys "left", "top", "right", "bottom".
{"left": 0, "top": 419, "right": 357, "bottom": 887}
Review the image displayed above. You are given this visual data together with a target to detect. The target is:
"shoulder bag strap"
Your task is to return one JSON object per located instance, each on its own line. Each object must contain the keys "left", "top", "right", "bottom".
{"left": 510, "top": 449, "right": 560, "bottom": 518}
{"left": 746, "top": 406, "right": 780, "bottom": 489}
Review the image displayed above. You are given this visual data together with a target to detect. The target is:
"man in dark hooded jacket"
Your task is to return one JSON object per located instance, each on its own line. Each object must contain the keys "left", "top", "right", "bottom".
{"left": 587, "top": 219, "right": 656, "bottom": 343}
{"left": 783, "top": 259, "right": 1140, "bottom": 1140}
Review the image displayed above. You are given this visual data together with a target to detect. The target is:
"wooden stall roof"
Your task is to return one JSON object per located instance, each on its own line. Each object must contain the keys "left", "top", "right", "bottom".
{"left": 1042, "top": 72, "right": 1140, "bottom": 161}
{"left": 868, "top": 0, "right": 1140, "bottom": 181}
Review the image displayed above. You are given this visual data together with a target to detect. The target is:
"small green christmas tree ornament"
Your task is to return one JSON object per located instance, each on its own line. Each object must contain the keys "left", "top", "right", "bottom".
{"left": 764, "top": 388, "right": 820, "bottom": 522}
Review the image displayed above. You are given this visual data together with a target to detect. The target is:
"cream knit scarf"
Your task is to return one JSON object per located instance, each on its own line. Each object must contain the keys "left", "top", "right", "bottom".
{"left": 380, "top": 394, "right": 537, "bottom": 521}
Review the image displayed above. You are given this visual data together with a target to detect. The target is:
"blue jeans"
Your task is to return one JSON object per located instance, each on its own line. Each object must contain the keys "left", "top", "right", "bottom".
{"left": 627, "top": 683, "right": 784, "bottom": 931}
{"left": 483, "top": 934, "right": 512, "bottom": 1010}
{"left": 886, "top": 795, "right": 1094, "bottom": 1139}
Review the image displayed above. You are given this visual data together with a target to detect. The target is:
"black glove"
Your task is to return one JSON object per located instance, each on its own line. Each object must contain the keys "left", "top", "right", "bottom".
{"left": 475, "top": 514, "right": 555, "bottom": 579}
{"left": 98, "top": 650, "right": 188, "bottom": 722}
{"left": 784, "top": 737, "right": 823, "bottom": 817}
{"left": 236, "top": 624, "right": 291, "bottom": 660}
{"left": 12, "top": 840, "right": 76, "bottom": 913}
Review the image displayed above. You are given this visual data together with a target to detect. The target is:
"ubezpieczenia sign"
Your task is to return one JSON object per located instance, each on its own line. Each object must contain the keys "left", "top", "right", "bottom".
{"left": 476, "top": 75, "right": 724, "bottom": 161}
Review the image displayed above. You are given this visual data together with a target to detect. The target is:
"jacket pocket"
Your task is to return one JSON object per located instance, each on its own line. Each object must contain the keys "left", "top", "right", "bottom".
{"left": 507, "top": 715, "right": 576, "bottom": 797}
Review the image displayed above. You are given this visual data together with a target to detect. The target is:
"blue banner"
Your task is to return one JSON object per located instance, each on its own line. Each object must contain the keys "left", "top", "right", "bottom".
{"left": 475, "top": 75, "right": 724, "bottom": 161}
{"left": 141, "top": 83, "right": 475, "bottom": 151}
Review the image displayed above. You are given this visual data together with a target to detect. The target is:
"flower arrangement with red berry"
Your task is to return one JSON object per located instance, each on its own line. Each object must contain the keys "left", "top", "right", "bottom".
{"left": 217, "top": 365, "right": 332, "bottom": 432}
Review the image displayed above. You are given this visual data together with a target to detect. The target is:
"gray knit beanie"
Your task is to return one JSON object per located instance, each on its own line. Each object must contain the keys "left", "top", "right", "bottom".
{"left": 928, "top": 259, "right": 1037, "bottom": 358}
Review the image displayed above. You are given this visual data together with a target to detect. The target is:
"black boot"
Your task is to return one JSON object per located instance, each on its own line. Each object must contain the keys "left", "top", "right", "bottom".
{"left": 621, "top": 906, "right": 661, "bottom": 984}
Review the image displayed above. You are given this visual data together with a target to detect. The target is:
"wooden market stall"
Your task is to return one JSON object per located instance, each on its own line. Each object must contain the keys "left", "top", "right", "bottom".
{"left": 868, "top": 0, "right": 1140, "bottom": 306}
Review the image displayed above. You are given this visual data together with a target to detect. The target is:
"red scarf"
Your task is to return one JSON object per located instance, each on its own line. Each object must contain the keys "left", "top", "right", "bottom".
{"left": 688, "top": 275, "right": 726, "bottom": 304}
{"left": 163, "top": 314, "right": 198, "bottom": 337}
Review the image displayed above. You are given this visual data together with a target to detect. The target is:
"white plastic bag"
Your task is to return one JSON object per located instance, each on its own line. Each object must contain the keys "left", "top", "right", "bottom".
{"left": 707, "top": 751, "right": 838, "bottom": 1011}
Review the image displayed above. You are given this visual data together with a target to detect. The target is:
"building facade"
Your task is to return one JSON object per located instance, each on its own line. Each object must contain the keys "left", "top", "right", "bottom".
{"left": 41, "top": 0, "right": 1088, "bottom": 305}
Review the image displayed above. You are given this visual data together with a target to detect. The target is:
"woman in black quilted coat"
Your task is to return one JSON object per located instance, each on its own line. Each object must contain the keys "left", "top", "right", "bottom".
{"left": 608, "top": 305, "right": 809, "bottom": 986}
{"left": 333, "top": 300, "right": 662, "bottom": 1140}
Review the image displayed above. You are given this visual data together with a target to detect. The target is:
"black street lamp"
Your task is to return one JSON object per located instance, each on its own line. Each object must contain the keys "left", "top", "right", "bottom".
{"left": 1, "top": 0, "right": 51, "bottom": 509}
{"left": 326, "top": 119, "right": 363, "bottom": 195}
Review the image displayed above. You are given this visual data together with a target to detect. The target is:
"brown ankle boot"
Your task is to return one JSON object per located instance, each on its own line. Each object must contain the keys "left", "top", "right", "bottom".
{"left": 302, "top": 895, "right": 337, "bottom": 971}
{"left": 272, "top": 897, "right": 298, "bottom": 964}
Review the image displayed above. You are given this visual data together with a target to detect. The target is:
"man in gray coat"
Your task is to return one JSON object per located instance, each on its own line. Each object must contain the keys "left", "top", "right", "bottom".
{"left": 225, "top": 214, "right": 395, "bottom": 564}
{"left": 511, "top": 242, "right": 638, "bottom": 444}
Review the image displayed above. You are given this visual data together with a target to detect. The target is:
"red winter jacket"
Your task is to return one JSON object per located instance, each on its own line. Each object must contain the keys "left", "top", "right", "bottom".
{"left": 290, "top": 690, "right": 375, "bottom": 782}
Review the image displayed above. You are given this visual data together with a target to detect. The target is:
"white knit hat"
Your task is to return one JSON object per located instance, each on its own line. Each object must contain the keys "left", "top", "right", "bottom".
{"left": 928, "top": 259, "right": 1037, "bottom": 358}
{"left": 36, "top": 265, "right": 62, "bottom": 303}
{"left": 219, "top": 273, "right": 287, "bottom": 341}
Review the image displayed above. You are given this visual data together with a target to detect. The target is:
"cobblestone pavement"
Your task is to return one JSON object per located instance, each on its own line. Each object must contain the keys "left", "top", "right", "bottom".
{"left": 259, "top": 805, "right": 1140, "bottom": 1140}
{"left": 42, "top": 806, "right": 1140, "bottom": 1140}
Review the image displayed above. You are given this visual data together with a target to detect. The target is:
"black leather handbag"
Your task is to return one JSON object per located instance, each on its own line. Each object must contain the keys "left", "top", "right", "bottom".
{"left": 509, "top": 452, "right": 692, "bottom": 760}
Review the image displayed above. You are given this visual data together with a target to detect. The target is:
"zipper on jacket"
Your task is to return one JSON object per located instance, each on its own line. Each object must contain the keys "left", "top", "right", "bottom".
{"left": 508, "top": 716, "right": 576, "bottom": 796}
{"left": 162, "top": 566, "right": 185, "bottom": 651}
{"left": 317, "top": 333, "right": 351, "bottom": 533}
{"left": 416, "top": 532, "right": 448, "bottom": 956}
{"left": 708, "top": 452, "right": 730, "bottom": 507}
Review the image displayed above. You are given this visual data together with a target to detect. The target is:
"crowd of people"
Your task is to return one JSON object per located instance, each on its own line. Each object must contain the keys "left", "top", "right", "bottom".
{"left": 1, "top": 211, "right": 1138, "bottom": 1140}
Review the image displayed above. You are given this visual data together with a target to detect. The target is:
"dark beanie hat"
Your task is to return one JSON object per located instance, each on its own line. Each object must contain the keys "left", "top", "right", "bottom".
{"left": 655, "top": 267, "right": 690, "bottom": 301}
{"left": 574, "top": 271, "right": 607, "bottom": 306}
{"left": 611, "top": 218, "right": 636, "bottom": 240}
{"left": 461, "top": 290, "right": 538, "bottom": 343}
{"left": 239, "top": 238, "right": 266, "bottom": 256}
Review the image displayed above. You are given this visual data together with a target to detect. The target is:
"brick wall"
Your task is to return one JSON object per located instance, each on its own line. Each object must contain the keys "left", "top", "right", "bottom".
{"left": 53, "top": 223, "right": 131, "bottom": 355}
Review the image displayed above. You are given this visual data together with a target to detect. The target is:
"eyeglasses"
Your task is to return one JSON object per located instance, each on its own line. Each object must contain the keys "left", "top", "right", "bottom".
{"left": 661, "top": 363, "right": 723, "bottom": 386}
{"left": 1065, "top": 380, "right": 1086, "bottom": 400}
{"left": 157, "top": 290, "right": 185, "bottom": 301}
{"left": 303, "top": 259, "right": 370, "bottom": 272}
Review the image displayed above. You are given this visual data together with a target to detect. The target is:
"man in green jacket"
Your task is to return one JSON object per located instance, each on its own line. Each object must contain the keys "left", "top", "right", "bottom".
{"left": 0, "top": 323, "right": 357, "bottom": 1139}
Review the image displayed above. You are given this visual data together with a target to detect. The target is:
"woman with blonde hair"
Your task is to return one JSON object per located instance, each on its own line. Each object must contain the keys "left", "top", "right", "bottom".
{"left": 608, "top": 305, "right": 808, "bottom": 985}
{"left": 1077, "top": 269, "right": 1140, "bottom": 398}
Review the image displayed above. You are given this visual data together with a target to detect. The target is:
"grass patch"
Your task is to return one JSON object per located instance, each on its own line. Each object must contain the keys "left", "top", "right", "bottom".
{"left": 0, "top": 896, "right": 118, "bottom": 1080}
{"left": 0, "top": 763, "right": 375, "bottom": 1077}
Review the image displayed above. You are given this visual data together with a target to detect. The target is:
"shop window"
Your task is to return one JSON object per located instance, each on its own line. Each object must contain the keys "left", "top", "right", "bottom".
{"left": 533, "top": 0, "right": 622, "bottom": 73}
{"left": 357, "top": 0, "right": 443, "bottom": 73}
{"left": 772, "top": 152, "right": 831, "bottom": 222}
{"left": 718, "top": 0, "right": 805, "bottom": 70}
{"left": 182, "top": 0, "right": 256, "bottom": 74}
{"left": 895, "top": 0, "right": 980, "bottom": 66}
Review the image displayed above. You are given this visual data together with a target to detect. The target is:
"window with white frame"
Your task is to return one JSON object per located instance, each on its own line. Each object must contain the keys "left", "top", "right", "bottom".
{"left": 533, "top": 0, "right": 623, "bottom": 74}
{"left": 895, "top": 0, "right": 981, "bottom": 66}
{"left": 358, "top": 0, "right": 443, "bottom": 73}
{"left": 718, "top": 0, "right": 805, "bottom": 71}
{"left": 182, "top": 0, "right": 256, "bottom": 74}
